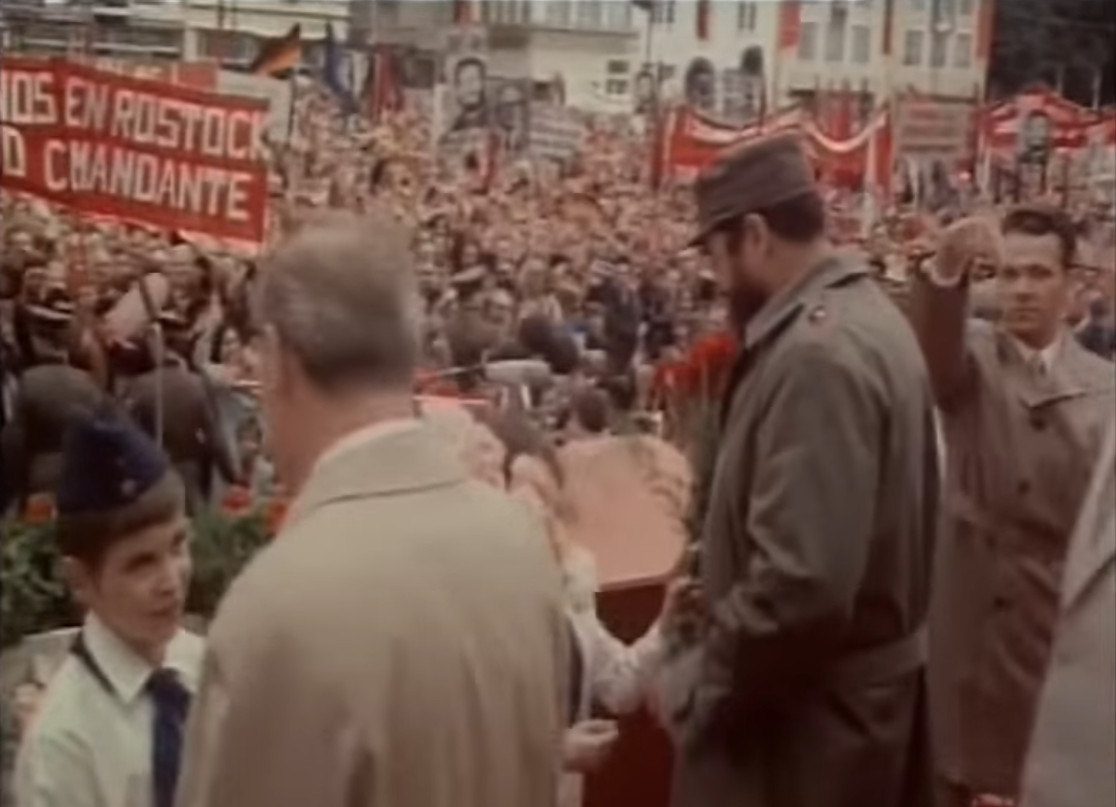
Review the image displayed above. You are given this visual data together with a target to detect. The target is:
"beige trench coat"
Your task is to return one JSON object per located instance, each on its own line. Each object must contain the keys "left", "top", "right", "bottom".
{"left": 174, "top": 423, "right": 568, "bottom": 807}
{"left": 1020, "top": 420, "right": 1115, "bottom": 807}
{"left": 910, "top": 270, "right": 1115, "bottom": 797}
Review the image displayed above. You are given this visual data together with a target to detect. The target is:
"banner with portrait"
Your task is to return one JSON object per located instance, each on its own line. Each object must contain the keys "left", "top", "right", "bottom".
{"left": 436, "top": 27, "right": 490, "bottom": 155}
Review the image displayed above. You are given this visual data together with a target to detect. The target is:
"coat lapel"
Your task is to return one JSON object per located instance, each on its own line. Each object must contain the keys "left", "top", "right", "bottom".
{"left": 283, "top": 423, "right": 466, "bottom": 531}
{"left": 1004, "top": 333, "right": 1114, "bottom": 410}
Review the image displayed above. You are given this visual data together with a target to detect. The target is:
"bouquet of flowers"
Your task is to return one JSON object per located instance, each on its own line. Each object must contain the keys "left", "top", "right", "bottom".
{"left": 649, "top": 332, "right": 736, "bottom": 542}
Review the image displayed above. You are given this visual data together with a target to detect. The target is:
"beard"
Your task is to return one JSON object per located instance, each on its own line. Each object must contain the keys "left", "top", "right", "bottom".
{"left": 726, "top": 269, "right": 769, "bottom": 339}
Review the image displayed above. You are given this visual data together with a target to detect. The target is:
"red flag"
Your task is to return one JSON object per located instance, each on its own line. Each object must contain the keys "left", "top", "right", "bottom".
{"left": 778, "top": 2, "right": 802, "bottom": 50}
{"left": 975, "top": 0, "right": 995, "bottom": 61}
{"left": 453, "top": 0, "right": 474, "bottom": 25}
{"left": 696, "top": 0, "right": 710, "bottom": 41}
{"left": 882, "top": 0, "right": 896, "bottom": 57}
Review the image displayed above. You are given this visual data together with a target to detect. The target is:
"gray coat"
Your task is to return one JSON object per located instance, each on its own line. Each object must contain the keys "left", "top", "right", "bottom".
{"left": 1020, "top": 420, "right": 1115, "bottom": 807}
{"left": 657, "top": 256, "right": 938, "bottom": 807}
{"left": 910, "top": 271, "right": 1115, "bottom": 797}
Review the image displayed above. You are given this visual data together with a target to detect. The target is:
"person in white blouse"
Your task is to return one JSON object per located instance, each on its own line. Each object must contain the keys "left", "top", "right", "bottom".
{"left": 506, "top": 440, "right": 701, "bottom": 807}
{"left": 15, "top": 405, "right": 201, "bottom": 807}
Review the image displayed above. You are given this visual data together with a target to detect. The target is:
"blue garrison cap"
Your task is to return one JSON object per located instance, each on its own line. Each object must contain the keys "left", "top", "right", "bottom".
{"left": 57, "top": 404, "right": 170, "bottom": 517}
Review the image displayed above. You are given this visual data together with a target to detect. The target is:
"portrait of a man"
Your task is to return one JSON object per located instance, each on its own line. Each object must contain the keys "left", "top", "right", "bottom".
{"left": 494, "top": 79, "right": 530, "bottom": 155}
{"left": 1019, "top": 110, "right": 1052, "bottom": 163}
{"left": 684, "top": 58, "right": 716, "bottom": 112}
{"left": 450, "top": 56, "right": 490, "bottom": 132}
{"left": 634, "top": 68, "right": 656, "bottom": 115}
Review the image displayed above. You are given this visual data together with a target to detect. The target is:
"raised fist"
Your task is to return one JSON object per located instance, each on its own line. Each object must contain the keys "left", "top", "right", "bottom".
{"left": 934, "top": 216, "right": 1003, "bottom": 283}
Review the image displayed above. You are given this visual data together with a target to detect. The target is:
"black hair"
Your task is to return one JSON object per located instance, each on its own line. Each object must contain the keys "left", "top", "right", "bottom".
{"left": 1002, "top": 203, "right": 1078, "bottom": 269}
{"left": 719, "top": 191, "right": 827, "bottom": 250}
{"left": 454, "top": 57, "right": 486, "bottom": 83}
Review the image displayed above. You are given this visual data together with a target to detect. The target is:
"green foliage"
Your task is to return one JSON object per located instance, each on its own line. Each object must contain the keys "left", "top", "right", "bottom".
{"left": 0, "top": 510, "right": 272, "bottom": 651}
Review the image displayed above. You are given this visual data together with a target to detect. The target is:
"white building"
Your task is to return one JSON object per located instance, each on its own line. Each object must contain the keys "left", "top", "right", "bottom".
{"left": 3, "top": 0, "right": 991, "bottom": 115}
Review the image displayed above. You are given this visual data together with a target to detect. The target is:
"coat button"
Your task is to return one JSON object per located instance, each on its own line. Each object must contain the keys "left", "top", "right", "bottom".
{"left": 994, "top": 595, "right": 1009, "bottom": 610}
{"left": 1017, "top": 479, "right": 1032, "bottom": 495}
{"left": 1029, "top": 412, "right": 1047, "bottom": 431}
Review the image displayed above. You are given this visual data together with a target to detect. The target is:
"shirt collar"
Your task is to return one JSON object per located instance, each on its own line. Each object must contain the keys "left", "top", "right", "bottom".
{"left": 82, "top": 612, "right": 196, "bottom": 705}
{"left": 311, "top": 417, "right": 421, "bottom": 478}
{"left": 1011, "top": 331, "right": 1064, "bottom": 373}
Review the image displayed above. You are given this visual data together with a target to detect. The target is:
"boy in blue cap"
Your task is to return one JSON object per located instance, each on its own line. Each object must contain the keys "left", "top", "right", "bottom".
{"left": 14, "top": 403, "right": 202, "bottom": 807}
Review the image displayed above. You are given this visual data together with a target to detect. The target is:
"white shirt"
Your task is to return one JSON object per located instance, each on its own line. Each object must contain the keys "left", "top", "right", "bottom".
{"left": 560, "top": 547, "right": 666, "bottom": 807}
{"left": 1011, "top": 334, "right": 1063, "bottom": 377}
{"left": 14, "top": 614, "right": 204, "bottom": 807}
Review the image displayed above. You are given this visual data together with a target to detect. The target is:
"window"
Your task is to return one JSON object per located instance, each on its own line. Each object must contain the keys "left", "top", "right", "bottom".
{"left": 607, "top": 59, "right": 629, "bottom": 75}
{"left": 658, "top": 63, "right": 676, "bottom": 82}
{"left": 602, "top": 0, "right": 631, "bottom": 29}
{"left": 605, "top": 78, "right": 629, "bottom": 96}
{"left": 954, "top": 32, "right": 972, "bottom": 67}
{"left": 544, "top": 0, "right": 571, "bottom": 26}
{"left": 851, "top": 24, "right": 870, "bottom": 64}
{"left": 576, "top": 0, "right": 602, "bottom": 28}
{"left": 825, "top": 21, "right": 846, "bottom": 62}
{"left": 911, "top": 0, "right": 927, "bottom": 9}
{"left": 930, "top": 31, "right": 948, "bottom": 67}
{"left": 653, "top": 0, "right": 675, "bottom": 25}
{"left": 958, "top": 0, "right": 974, "bottom": 14}
{"left": 903, "top": 30, "right": 924, "bottom": 65}
{"left": 737, "top": 0, "right": 756, "bottom": 32}
{"left": 797, "top": 21, "right": 819, "bottom": 60}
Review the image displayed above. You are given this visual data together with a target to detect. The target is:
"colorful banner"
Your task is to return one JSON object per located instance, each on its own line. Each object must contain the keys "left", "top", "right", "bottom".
{"left": 660, "top": 103, "right": 893, "bottom": 193}
{"left": 1, "top": 57, "right": 269, "bottom": 243}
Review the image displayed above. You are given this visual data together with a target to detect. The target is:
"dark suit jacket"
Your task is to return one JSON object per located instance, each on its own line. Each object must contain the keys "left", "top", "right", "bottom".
{"left": 1, "top": 363, "right": 105, "bottom": 513}
{"left": 121, "top": 363, "right": 238, "bottom": 509}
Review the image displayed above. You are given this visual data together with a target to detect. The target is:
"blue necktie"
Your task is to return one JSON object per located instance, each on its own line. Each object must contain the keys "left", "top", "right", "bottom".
{"left": 147, "top": 669, "right": 191, "bottom": 807}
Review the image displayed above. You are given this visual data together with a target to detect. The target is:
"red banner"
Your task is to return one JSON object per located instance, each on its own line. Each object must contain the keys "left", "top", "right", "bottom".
{"left": 975, "top": 0, "right": 995, "bottom": 62}
{"left": 778, "top": 1, "right": 803, "bottom": 50}
{"left": 1, "top": 57, "right": 268, "bottom": 243}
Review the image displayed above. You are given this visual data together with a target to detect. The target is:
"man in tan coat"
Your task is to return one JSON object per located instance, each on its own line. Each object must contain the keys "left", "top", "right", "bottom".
{"left": 175, "top": 212, "right": 568, "bottom": 807}
{"left": 1020, "top": 419, "right": 1115, "bottom": 807}
{"left": 909, "top": 206, "right": 1115, "bottom": 806}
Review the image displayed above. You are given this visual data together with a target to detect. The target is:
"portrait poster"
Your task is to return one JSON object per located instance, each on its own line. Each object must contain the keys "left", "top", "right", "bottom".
{"left": 436, "top": 27, "right": 489, "bottom": 157}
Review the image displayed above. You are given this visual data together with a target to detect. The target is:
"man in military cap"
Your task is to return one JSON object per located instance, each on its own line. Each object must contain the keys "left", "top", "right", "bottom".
{"left": 14, "top": 403, "right": 202, "bottom": 807}
{"left": 655, "top": 133, "right": 938, "bottom": 807}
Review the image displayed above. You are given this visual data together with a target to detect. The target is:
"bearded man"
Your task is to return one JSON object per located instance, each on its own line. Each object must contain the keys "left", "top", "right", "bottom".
{"left": 655, "top": 133, "right": 939, "bottom": 807}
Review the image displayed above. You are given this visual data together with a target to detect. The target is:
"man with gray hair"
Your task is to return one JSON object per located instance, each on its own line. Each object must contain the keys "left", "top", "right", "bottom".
{"left": 175, "top": 212, "right": 569, "bottom": 807}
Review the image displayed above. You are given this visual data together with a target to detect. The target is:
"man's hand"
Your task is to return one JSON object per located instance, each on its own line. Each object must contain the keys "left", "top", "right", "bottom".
{"left": 658, "top": 576, "right": 705, "bottom": 640}
{"left": 971, "top": 796, "right": 1015, "bottom": 807}
{"left": 933, "top": 216, "right": 1003, "bottom": 284}
{"left": 563, "top": 720, "right": 620, "bottom": 773}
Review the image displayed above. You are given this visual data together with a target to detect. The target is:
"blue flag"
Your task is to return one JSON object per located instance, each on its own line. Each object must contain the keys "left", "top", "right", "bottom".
{"left": 323, "top": 23, "right": 358, "bottom": 115}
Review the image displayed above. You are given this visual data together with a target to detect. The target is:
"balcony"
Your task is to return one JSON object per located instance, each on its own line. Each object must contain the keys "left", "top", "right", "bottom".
{"left": 481, "top": 0, "right": 637, "bottom": 36}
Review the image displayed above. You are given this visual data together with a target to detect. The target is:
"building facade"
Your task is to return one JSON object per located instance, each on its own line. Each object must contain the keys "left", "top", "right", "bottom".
{"left": 1, "top": 0, "right": 992, "bottom": 117}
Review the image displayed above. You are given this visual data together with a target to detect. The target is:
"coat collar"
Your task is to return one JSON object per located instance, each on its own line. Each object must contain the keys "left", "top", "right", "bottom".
{"left": 1061, "top": 424, "right": 1116, "bottom": 608}
{"left": 743, "top": 254, "right": 869, "bottom": 353}
{"left": 996, "top": 329, "right": 1115, "bottom": 409}
{"left": 284, "top": 422, "right": 467, "bottom": 531}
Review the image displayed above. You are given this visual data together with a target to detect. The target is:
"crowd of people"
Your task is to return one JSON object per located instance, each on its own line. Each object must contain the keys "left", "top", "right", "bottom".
{"left": 1, "top": 77, "right": 1115, "bottom": 807}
